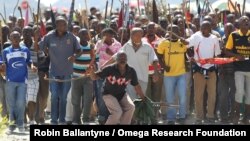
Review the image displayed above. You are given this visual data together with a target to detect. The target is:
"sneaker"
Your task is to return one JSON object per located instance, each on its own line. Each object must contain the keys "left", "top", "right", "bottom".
{"left": 30, "top": 120, "right": 36, "bottom": 125}
{"left": 204, "top": 118, "right": 215, "bottom": 124}
{"left": 18, "top": 127, "right": 25, "bottom": 133}
{"left": 6, "top": 125, "right": 16, "bottom": 134}
{"left": 6, "top": 128, "right": 14, "bottom": 134}
{"left": 194, "top": 120, "right": 203, "bottom": 125}
{"left": 176, "top": 118, "right": 186, "bottom": 125}
{"left": 167, "top": 121, "right": 175, "bottom": 125}
{"left": 82, "top": 122, "right": 90, "bottom": 125}
{"left": 58, "top": 122, "right": 67, "bottom": 125}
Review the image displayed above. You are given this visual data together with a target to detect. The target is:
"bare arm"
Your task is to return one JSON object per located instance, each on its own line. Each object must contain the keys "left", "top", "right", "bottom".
{"left": 100, "top": 57, "right": 116, "bottom": 70}
{"left": 89, "top": 66, "right": 100, "bottom": 80}
{"left": 134, "top": 84, "right": 145, "bottom": 100}
{"left": 90, "top": 44, "right": 96, "bottom": 65}
{"left": 224, "top": 49, "right": 245, "bottom": 61}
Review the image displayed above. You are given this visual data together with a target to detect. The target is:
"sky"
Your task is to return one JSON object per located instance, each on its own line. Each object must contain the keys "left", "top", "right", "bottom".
{"left": 40, "top": 0, "right": 65, "bottom": 6}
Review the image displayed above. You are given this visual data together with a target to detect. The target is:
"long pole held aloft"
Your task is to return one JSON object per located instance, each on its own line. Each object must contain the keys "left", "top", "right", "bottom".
{"left": 3, "top": 3, "right": 6, "bottom": 22}
{"left": 137, "top": 0, "right": 141, "bottom": 15}
{"left": 13, "top": 0, "right": 20, "bottom": 18}
{"left": 68, "top": 0, "right": 75, "bottom": 31}
{"left": 109, "top": 0, "right": 114, "bottom": 19}
{"left": 84, "top": 0, "right": 92, "bottom": 44}
{"left": 37, "top": 0, "right": 41, "bottom": 25}
{"left": 242, "top": 0, "right": 246, "bottom": 15}
{"left": 104, "top": 0, "right": 109, "bottom": 20}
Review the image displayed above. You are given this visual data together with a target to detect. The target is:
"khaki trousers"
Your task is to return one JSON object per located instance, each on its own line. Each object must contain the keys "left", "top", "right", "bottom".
{"left": 103, "top": 94, "right": 135, "bottom": 125}
{"left": 194, "top": 72, "right": 217, "bottom": 120}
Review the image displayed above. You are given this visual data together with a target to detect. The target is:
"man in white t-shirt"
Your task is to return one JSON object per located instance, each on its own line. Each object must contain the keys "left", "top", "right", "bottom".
{"left": 187, "top": 21, "right": 221, "bottom": 124}
{"left": 101, "top": 28, "right": 159, "bottom": 101}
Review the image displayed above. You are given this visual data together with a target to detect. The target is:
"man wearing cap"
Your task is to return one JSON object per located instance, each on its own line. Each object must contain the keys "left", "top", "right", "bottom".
{"left": 35, "top": 16, "right": 81, "bottom": 125}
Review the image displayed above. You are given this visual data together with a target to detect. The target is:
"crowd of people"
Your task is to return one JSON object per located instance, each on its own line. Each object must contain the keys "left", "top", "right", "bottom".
{"left": 0, "top": 2, "right": 250, "bottom": 134}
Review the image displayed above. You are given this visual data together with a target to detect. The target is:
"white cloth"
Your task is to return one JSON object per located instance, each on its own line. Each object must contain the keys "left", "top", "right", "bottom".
{"left": 187, "top": 31, "right": 221, "bottom": 69}
{"left": 26, "top": 78, "right": 39, "bottom": 103}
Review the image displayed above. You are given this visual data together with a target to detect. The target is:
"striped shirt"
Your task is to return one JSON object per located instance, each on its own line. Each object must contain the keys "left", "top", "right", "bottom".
{"left": 73, "top": 44, "right": 92, "bottom": 77}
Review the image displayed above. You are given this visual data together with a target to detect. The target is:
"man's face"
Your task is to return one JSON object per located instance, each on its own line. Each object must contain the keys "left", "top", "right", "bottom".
{"left": 177, "top": 18, "right": 185, "bottom": 29}
{"left": 10, "top": 33, "right": 21, "bottom": 46}
{"left": 192, "top": 17, "right": 200, "bottom": 28}
{"left": 201, "top": 23, "right": 211, "bottom": 37}
{"left": 239, "top": 17, "right": 250, "bottom": 30}
{"left": 105, "top": 33, "right": 113, "bottom": 42}
{"left": 147, "top": 24, "right": 155, "bottom": 35}
{"left": 110, "top": 22, "right": 118, "bottom": 31}
{"left": 56, "top": 20, "right": 67, "bottom": 33}
{"left": 79, "top": 31, "right": 90, "bottom": 41}
{"left": 117, "top": 53, "right": 127, "bottom": 65}
{"left": 72, "top": 27, "right": 80, "bottom": 36}
{"left": 168, "top": 26, "right": 179, "bottom": 40}
{"left": 131, "top": 31, "right": 143, "bottom": 44}
{"left": 22, "top": 28, "right": 33, "bottom": 40}
{"left": 44, "top": 10, "right": 51, "bottom": 20}
{"left": 17, "top": 19, "right": 24, "bottom": 28}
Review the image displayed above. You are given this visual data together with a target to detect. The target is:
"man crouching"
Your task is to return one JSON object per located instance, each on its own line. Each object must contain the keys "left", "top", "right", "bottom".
{"left": 89, "top": 52, "right": 145, "bottom": 125}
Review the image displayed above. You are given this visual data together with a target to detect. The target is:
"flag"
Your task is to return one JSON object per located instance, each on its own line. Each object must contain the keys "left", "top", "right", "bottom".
{"left": 196, "top": 0, "right": 201, "bottom": 16}
{"left": 117, "top": 6, "right": 124, "bottom": 28}
{"left": 185, "top": 10, "right": 191, "bottom": 23}
{"left": 40, "top": 20, "right": 46, "bottom": 37}
{"left": 24, "top": 8, "right": 29, "bottom": 26}
{"left": 68, "top": 0, "right": 75, "bottom": 31}
{"left": 50, "top": 5, "right": 56, "bottom": 29}
{"left": 21, "top": 0, "right": 29, "bottom": 10}
{"left": 197, "top": 57, "right": 243, "bottom": 65}
{"left": 152, "top": 0, "right": 158, "bottom": 24}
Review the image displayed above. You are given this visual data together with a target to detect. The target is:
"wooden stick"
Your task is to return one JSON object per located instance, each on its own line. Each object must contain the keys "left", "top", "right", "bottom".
{"left": 36, "top": 0, "right": 41, "bottom": 25}
{"left": 18, "top": 6, "right": 23, "bottom": 19}
{"left": 68, "top": 0, "right": 75, "bottom": 31}
{"left": 104, "top": 0, "right": 109, "bottom": 20}
{"left": 120, "top": 2, "right": 125, "bottom": 44}
{"left": 0, "top": 13, "right": 6, "bottom": 24}
{"left": 152, "top": 102, "right": 180, "bottom": 108}
{"left": 0, "top": 20, "right": 6, "bottom": 80}
{"left": 0, "top": 20, "right": 3, "bottom": 52}
{"left": 137, "top": 0, "right": 141, "bottom": 15}
{"left": 242, "top": 0, "right": 246, "bottom": 15}
{"left": 228, "top": 0, "right": 238, "bottom": 16}
{"left": 237, "top": 4, "right": 241, "bottom": 17}
{"left": 28, "top": 4, "right": 35, "bottom": 22}
{"left": 13, "top": 0, "right": 20, "bottom": 18}
{"left": 3, "top": 3, "right": 6, "bottom": 22}
{"left": 166, "top": 31, "right": 184, "bottom": 40}
{"left": 44, "top": 74, "right": 90, "bottom": 82}
{"left": 201, "top": 0, "right": 206, "bottom": 16}
{"left": 109, "top": 0, "right": 114, "bottom": 24}
{"left": 84, "top": 0, "right": 92, "bottom": 44}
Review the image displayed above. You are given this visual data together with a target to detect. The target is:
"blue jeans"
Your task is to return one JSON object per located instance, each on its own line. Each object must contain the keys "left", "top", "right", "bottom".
{"left": 164, "top": 73, "right": 187, "bottom": 121}
{"left": 50, "top": 75, "right": 71, "bottom": 124}
{"left": 5, "top": 81, "right": 27, "bottom": 128}
{"left": 94, "top": 79, "right": 109, "bottom": 123}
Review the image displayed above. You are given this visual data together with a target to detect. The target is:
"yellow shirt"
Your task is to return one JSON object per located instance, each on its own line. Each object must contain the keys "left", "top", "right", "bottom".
{"left": 157, "top": 40, "right": 187, "bottom": 76}
{"left": 226, "top": 30, "right": 250, "bottom": 50}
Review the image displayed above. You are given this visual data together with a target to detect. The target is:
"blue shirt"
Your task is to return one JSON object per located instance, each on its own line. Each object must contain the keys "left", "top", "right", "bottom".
{"left": 39, "top": 30, "right": 81, "bottom": 76}
{"left": 3, "top": 46, "right": 32, "bottom": 83}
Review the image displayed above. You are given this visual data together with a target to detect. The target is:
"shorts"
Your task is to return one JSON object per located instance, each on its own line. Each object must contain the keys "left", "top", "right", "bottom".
{"left": 26, "top": 78, "right": 39, "bottom": 103}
